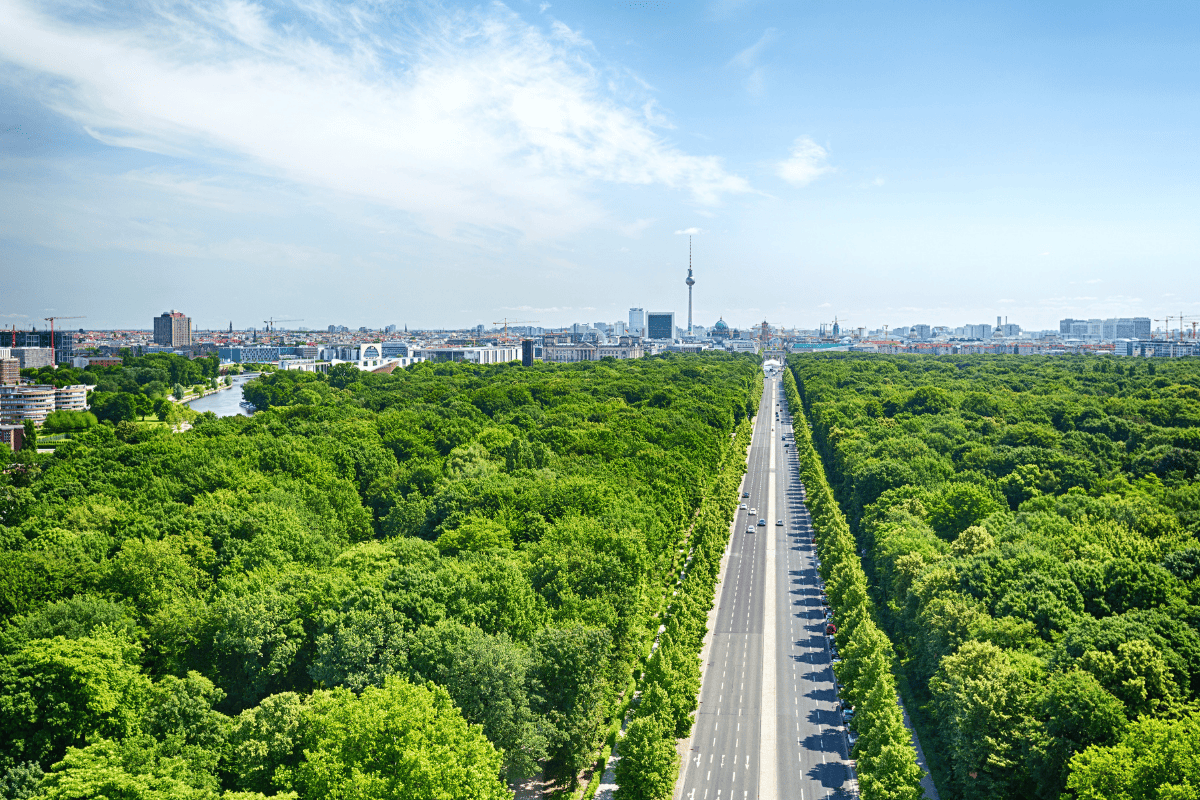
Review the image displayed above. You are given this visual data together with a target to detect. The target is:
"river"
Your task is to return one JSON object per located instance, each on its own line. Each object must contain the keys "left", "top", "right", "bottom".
{"left": 186, "top": 372, "right": 259, "bottom": 417}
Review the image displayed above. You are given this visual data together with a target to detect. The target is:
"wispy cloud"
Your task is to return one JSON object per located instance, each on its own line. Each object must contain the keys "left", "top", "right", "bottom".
{"left": 674, "top": 227, "right": 703, "bottom": 235}
{"left": 728, "top": 28, "right": 776, "bottom": 96}
{"left": 777, "top": 137, "right": 834, "bottom": 186}
{"left": 0, "top": 0, "right": 750, "bottom": 239}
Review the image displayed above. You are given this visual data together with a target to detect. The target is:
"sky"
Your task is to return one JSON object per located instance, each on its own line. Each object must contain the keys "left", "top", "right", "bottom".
{"left": 1, "top": 0, "right": 1198, "bottom": 332}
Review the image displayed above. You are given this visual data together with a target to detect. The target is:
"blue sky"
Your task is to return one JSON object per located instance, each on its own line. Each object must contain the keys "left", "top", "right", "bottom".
{"left": 1, "top": 0, "right": 1197, "bottom": 331}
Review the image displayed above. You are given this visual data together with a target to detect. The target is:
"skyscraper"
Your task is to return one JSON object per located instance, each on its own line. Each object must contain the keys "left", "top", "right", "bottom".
{"left": 685, "top": 236, "right": 695, "bottom": 335}
{"left": 153, "top": 310, "right": 192, "bottom": 347}
{"left": 629, "top": 308, "right": 645, "bottom": 336}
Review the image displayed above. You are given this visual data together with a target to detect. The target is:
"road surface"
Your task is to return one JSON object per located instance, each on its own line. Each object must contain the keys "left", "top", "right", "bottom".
{"left": 677, "top": 371, "right": 856, "bottom": 800}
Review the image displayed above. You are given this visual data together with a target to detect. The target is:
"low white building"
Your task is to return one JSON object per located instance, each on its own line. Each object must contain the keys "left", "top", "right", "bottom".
{"left": 415, "top": 345, "right": 520, "bottom": 364}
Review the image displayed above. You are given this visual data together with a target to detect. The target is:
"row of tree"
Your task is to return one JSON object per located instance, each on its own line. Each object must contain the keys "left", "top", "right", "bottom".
{"left": 0, "top": 352, "right": 761, "bottom": 799}
{"left": 789, "top": 353, "right": 1200, "bottom": 800}
{"left": 616, "top": 397, "right": 758, "bottom": 799}
{"left": 781, "top": 367, "right": 926, "bottom": 800}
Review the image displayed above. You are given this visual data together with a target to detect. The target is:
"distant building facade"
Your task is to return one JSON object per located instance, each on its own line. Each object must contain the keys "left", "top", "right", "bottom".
{"left": 628, "top": 308, "right": 645, "bottom": 336}
{"left": 0, "top": 385, "right": 58, "bottom": 425}
{"left": 415, "top": 345, "right": 520, "bottom": 365}
{"left": 0, "top": 359, "right": 18, "bottom": 386}
{"left": 11, "top": 348, "right": 53, "bottom": 369}
{"left": 154, "top": 310, "right": 193, "bottom": 347}
{"left": 646, "top": 311, "right": 676, "bottom": 340}
{"left": 71, "top": 356, "right": 124, "bottom": 369}
{"left": 0, "top": 424, "right": 25, "bottom": 452}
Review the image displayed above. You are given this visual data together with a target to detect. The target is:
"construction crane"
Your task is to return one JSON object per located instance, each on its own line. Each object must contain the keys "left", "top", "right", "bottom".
{"left": 43, "top": 316, "right": 85, "bottom": 367}
{"left": 263, "top": 318, "right": 304, "bottom": 334}
{"left": 491, "top": 319, "right": 540, "bottom": 341}
{"left": 1177, "top": 315, "right": 1200, "bottom": 342}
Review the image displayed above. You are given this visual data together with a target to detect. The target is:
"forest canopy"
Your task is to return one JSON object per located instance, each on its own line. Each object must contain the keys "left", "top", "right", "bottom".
{"left": 0, "top": 352, "right": 759, "bottom": 799}
{"left": 788, "top": 353, "right": 1200, "bottom": 800}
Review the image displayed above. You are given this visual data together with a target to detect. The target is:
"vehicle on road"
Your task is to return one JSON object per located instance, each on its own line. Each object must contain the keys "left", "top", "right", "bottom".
{"left": 776, "top": 519, "right": 783, "bottom": 526}
{"left": 742, "top": 491, "right": 750, "bottom": 498}
{"left": 746, "top": 526, "right": 755, "bottom": 534}
{"left": 739, "top": 503, "right": 747, "bottom": 509}
{"left": 757, "top": 519, "right": 767, "bottom": 526}
{"left": 750, "top": 507, "right": 757, "bottom": 515}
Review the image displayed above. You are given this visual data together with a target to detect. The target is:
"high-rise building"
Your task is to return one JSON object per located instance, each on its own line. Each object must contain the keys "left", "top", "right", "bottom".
{"left": 911, "top": 324, "right": 932, "bottom": 340}
{"left": 153, "top": 310, "right": 192, "bottom": 347}
{"left": 629, "top": 308, "right": 645, "bottom": 336}
{"left": 646, "top": 311, "right": 676, "bottom": 340}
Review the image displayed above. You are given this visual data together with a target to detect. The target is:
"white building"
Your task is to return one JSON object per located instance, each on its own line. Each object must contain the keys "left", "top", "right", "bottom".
{"left": 415, "top": 345, "right": 520, "bottom": 364}
{"left": 628, "top": 308, "right": 645, "bottom": 336}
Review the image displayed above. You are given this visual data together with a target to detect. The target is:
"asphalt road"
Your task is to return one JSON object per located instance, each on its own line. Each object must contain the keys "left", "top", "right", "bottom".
{"left": 677, "top": 372, "right": 857, "bottom": 800}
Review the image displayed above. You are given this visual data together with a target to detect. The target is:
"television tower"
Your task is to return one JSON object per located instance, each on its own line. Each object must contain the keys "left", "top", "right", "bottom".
{"left": 685, "top": 236, "right": 695, "bottom": 335}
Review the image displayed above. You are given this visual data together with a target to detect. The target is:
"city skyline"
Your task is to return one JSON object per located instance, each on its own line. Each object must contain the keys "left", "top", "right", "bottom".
{"left": 2, "top": 0, "right": 1198, "bottom": 330}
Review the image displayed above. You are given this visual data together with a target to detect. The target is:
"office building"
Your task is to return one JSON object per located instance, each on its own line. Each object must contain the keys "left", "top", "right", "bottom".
{"left": 154, "top": 310, "right": 192, "bottom": 347}
{"left": 381, "top": 341, "right": 411, "bottom": 358}
{"left": 415, "top": 345, "right": 520, "bottom": 364}
{"left": 11, "top": 348, "right": 53, "bottom": 369}
{"left": 1104, "top": 318, "right": 1152, "bottom": 339}
{"left": 219, "top": 346, "right": 282, "bottom": 363}
{"left": 629, "top": 308, "right": 645, "bottom": 336}
{"left": 964, "top": 324, "right": 993, "bottom": 340}
{"left": 0, "top": 359, "right": 18, "bottom": 385}
{"left": 646, "top": 311, "right": 676, "bottom": 340}
{"left": 13, "top": 330, "right": 77, "bottom": 365}
{"left": 911, "top": 324, "right": 932, "bottom": 340}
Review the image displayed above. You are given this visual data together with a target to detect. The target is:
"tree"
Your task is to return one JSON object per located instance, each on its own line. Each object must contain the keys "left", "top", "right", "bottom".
{"left": 0, "top": 632, "right": 150, "bottom": 765}
{"left": 405, "top": 620, "right": 547, "bottom": 780}
{"left": 289, "top": 677, "right": 508, "bottom": 800}
{"left": 926, "top": 483, "right": 1003, "bottom": 541}
{"left": 529, "top": 625, "right": 614, "bottom": 786}
{"left": 614, "top": 716, "right": 677, "bottom": 800}
{"left": 21, "top": 419, "right": 35, "bottom": 451}
{"left": 1066, "top": 709, "right": 1200, "bottom": 800}
{"left": 173, "top": 384, "right": 185, "bottom": 401}
{"left": 226, "top": 692, "right": 306, "bottom": 794}
{"left": 1029, "top": 669, "right": 1126, "bottom": 799}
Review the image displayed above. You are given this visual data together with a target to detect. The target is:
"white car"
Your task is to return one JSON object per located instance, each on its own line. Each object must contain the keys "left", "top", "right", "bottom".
{"left": 739, "top": 503, "right": 747, "bottom": 510}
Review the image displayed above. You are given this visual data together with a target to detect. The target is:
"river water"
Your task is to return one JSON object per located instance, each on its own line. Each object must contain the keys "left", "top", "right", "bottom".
{"left": 186, "top": 373, "right": 259, "bottom": 417}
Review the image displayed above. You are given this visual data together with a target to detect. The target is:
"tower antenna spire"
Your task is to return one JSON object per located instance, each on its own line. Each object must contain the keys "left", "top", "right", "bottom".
{"left": 685, "top": 235, "right": 695, "bottom": 336}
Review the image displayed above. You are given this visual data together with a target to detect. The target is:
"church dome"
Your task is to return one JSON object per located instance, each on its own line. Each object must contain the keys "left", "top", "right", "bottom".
{"left": 714, "top": 318, "right": 729, "bottom": 330}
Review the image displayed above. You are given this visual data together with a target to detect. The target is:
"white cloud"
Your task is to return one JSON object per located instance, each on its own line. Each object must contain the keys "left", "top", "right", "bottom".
{"left": 674, "top": 227, "right": 703, "bottom": 235}
{"left": 728, "top": 29, "right": 775, "bottom": 96}
{"left": 0, "top": 0, "right": 750, "bottom": 239}
{"left": 777, "top": 137, "right": 834, "bottom": 186}
{"left": 728, "top": 29, "right": 776, "bottom": 70}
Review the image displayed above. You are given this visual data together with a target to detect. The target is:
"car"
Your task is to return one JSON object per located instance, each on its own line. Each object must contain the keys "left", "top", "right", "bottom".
{"left": 757, "top": 519, "right": 767, "bottom": 526}
{"left": 776, "top": 519, "right": 783, "bottom": 526}
{"left": 739, "top": 503, "right": 747, "bottom": 509}
{"left": 749, "top": 507, "right": 757, "bottom": 515}
{"left": 847, "top": 731, "right": 858, "bottom": 748}
{"left": 746, "top": 526, "right": 755, "bottom": 534}
{"left": 742, "top": 491, "right": 750, "bottom": 498}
